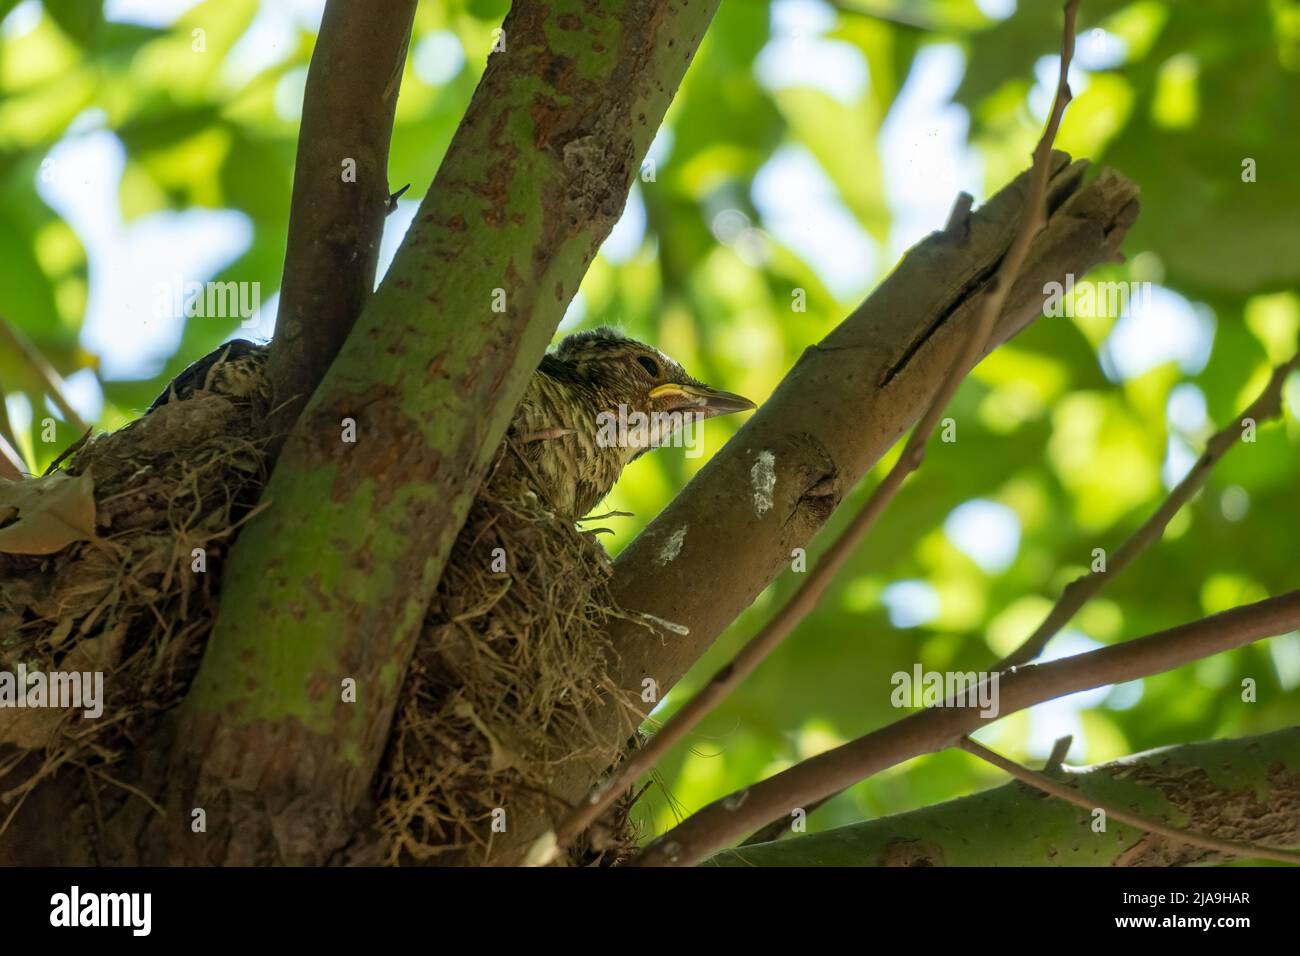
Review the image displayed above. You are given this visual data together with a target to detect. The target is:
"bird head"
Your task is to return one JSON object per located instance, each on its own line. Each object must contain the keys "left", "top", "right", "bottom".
{"left": 544, "top": 327, "right": 756, "bottom": 463}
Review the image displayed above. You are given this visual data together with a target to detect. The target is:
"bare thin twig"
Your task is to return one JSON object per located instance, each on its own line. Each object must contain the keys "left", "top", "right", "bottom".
{"left": 749, "top": 0, "right": 938, "bottom": 30}
{"left": 998, "top": 343, "right": 1300, "bottom": 668}
{"left": 564, "top": 0, "right": 1083, "bottom": 858}
{"left": 823, "top": 0, "right": 936, "bottom": 30}
{"left": 958, "top": 736, "right": 1300, "bottom": 865}
{"left": 1043, "top": 734, "right": 1073, "bottom": 775}
{"left": 0, "top": 316, "right": 89, "bottom": 435}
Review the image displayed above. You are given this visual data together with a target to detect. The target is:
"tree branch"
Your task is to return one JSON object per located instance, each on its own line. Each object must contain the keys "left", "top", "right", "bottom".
{"left": 706, "top": 728, "right": 1300, "bottom": 866}
{"left": 264, "top": 0, "right": 417, "bottom": 446}
{"left": 606, "top": 160, "right": 1135, "bottom": 707}
{"left": 518, "top": 158, "right": 1138, "bottom": 864}
{"left": 633, "top": 590, "right": 1300, "bottom": 865}
{"left": 955, "top": 736, "right": 1300, "bottom": 865}
{"left": 0, "top": 315, "right": 88, "bottom": 436}
{"left": 557, "top": 0, "right": 1082, "bottom": 849}
{"left": 164, "top": 0, "right": 724, "bottom": 865}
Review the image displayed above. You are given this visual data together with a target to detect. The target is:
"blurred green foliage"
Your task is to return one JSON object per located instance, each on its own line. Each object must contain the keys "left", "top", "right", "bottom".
{"left": 0, "top": 0, "right": 1296, "bottom": 848}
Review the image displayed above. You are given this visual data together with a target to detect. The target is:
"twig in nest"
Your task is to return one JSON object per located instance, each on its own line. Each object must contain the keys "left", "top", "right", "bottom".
{"left": 516, "top": 427, "right": 576, "bottom": 443}
{"left": 42, "top": 427, "right": 93, "bottom": 476}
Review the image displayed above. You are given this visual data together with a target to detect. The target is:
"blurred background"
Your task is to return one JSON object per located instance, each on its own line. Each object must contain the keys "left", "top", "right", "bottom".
{"left": 0, "top": 0, "right": 1297, "bottom": 842}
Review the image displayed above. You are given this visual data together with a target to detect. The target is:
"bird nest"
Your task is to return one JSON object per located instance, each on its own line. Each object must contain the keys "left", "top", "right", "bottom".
{"left": 0, "top": 391, "right": 638, "bottom": 864}
{"left": 378, "top": 446, "right": 638, "bottom": 865}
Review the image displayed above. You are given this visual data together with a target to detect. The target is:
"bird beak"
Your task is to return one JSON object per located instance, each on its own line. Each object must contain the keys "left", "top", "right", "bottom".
{"left": 649, "top": 382, "right": 757, "bottom": 419}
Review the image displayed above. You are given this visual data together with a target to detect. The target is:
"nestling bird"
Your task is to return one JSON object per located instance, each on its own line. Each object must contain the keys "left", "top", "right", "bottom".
{"left": 147, "top": 339, "right": 272, "bottom": 413}
{"left": 149, "top": 328, "right": 755, "bottom": 518}
{"left": 511, "top": 327, "right": 755, "bottom": 517}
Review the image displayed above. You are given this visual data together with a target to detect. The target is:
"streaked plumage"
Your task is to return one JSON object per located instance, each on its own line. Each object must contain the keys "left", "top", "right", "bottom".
{"left": 148, "top": 328, "right": 755, "bottom": 518}
{"left": 147, "top": 339, "right": 271, "bottom": 413}
{"left": 510, "top": 328, "right": 755, "bottom": 517}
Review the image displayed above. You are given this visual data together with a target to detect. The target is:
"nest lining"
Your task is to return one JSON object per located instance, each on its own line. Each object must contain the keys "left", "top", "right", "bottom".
{"left": 0, "top": 392, "right": 638, "bottom": 864}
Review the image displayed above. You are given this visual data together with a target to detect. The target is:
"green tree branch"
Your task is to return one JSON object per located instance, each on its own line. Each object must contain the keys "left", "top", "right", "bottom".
{"left": 635, "top": 591, "right": 1300, "bottom": 865}
{"left": 707, "top": 728, "right": 1300, "bottom": 866}
{"left": 517, "top": 158, "right": 1138, "bottom": 864}
{"left": 165, "top": 0, "right": 723, "bottom": 865}
{"left": 264, "top": 0, "right": 418, "bottom": 446}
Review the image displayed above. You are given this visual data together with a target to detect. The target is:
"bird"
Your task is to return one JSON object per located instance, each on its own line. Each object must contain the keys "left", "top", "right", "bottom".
{"left": 146, "top": 338, "right": 272, "bottom": 413}
{"left": 511, "top": 327, "right": 756, "bottom": 517}
{"left": 148, "top": 328, "right": 755, "bottom": 519}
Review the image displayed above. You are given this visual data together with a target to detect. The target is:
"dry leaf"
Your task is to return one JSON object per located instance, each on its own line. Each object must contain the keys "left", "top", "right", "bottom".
{"left": 0, "top": 471, "right": 98, "bottom": 555}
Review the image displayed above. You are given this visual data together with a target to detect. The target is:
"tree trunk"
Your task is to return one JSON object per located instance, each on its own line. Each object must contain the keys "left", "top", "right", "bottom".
{"left": 158, "top": 0, "right": 723, "bottom": 865}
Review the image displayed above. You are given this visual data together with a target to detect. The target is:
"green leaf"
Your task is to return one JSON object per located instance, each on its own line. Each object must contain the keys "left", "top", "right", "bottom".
{"left": 43, "top": 0, "right": 105, "bottom": 48}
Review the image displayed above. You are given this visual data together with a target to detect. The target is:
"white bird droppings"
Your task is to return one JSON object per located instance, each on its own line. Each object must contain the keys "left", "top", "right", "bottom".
{"left": 656, "top": 524, "right": 688, "bottom": 566}
{"left": 751, "top": 450, "right": 776, "bottom": 516}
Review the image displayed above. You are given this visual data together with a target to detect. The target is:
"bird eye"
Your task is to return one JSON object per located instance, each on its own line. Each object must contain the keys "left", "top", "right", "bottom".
{"left": 636, "top": 355, "right": 660, "bottom": 378}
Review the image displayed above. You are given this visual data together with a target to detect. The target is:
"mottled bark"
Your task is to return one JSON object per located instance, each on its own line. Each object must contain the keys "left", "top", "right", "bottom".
{"left": 164, "top": 0, "right": 722, "bottom": 865}
{"left": 707, "top": 728, "right": 1300, "bottom": 866}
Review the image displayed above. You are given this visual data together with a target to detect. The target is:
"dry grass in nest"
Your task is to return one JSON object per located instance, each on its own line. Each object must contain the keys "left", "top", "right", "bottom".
{"left": 377, "top": 445, "right": 638, "bottom": 865}
{"left": 0, "top": 397, "right": 639, "bottom": 864}
{"left": 0, "top": 395, "right": 270, "bottom": 831}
